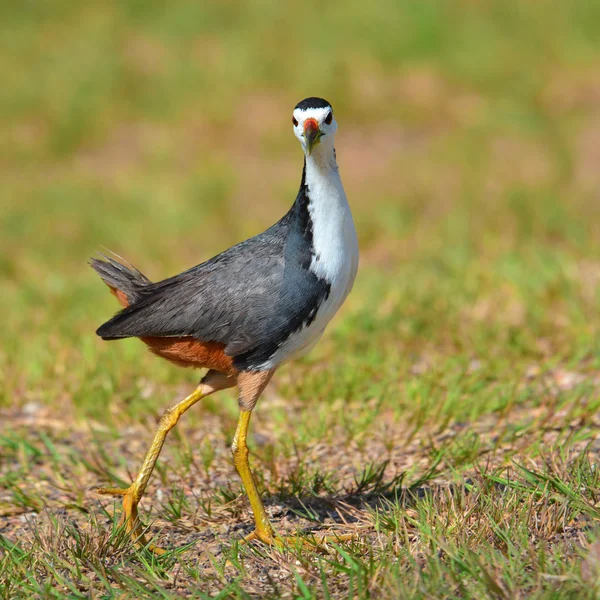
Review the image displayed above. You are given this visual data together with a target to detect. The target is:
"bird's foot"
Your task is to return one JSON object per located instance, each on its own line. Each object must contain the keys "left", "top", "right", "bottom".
{"left": 241, "top": 527, "right": 279, "bottom": 546}
{"left": 241, "top": 527, "right": 356, "bottom": 550}
{"left": 96, "top": 485, "right": 166, "bottom": 555}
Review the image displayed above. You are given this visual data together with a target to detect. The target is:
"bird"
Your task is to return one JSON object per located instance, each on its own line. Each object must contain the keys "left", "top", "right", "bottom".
{"left": 91, "top": 97, "right": 359, "bottom": 553}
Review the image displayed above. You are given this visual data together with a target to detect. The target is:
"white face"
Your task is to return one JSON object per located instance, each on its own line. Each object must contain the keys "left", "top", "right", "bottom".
{"left": 292, "top": 105, "right": 337, "bottom": 156}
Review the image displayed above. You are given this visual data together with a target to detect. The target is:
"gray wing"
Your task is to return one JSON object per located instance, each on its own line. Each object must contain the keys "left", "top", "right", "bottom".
{"left": 96, "top": 233, "right": 328, "bottom": 362}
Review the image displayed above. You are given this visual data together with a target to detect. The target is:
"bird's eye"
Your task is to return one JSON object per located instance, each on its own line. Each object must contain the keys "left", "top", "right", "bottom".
{"left": 292, "top": 116, "right": 298, "bottom": 127}
{"left": 325, "top": 111, "right": 333, "bottom": 125}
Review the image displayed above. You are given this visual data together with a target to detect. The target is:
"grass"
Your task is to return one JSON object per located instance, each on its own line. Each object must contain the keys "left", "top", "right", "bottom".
{"left": 1, "top": 0, "right": 600, "bottom": 597}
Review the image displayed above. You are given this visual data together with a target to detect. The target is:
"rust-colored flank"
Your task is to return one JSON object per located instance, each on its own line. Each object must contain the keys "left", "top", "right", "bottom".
{"left": 141, "top": 336, "right": 236, "bottom": 374}
{"left": 107, "top": 285, "right": 237, "bottom": 375}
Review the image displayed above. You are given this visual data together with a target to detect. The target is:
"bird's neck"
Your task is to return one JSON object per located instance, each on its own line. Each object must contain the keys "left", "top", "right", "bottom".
{"left": 301, "top": 146, "right": 345, "bottom": 223}
{"left": 289, "top": 148, "right": 342, "bottom": 250}
{"left": 288, "top": 146, "right": 358, "bottom": 285}
{"left": 305, "top": 142, "right": 338, "bottom": 173}
{"left": 299, "top": 145, "right": 341, "bottom": 209}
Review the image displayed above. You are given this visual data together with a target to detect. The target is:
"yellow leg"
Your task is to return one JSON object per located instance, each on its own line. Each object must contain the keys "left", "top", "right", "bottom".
{"left": 97, "top": 387, "right": 205, "bottom": 554}
{"left": 232, "top": 408, "right": 357, "bottom": 550}
{"left": 232, "top": 410, "right": 277, "bottom": 544}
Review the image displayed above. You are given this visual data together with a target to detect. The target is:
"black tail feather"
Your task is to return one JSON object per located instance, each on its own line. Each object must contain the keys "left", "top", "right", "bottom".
{"left": 90, "top": 252, "right": 151, "bottom": 309}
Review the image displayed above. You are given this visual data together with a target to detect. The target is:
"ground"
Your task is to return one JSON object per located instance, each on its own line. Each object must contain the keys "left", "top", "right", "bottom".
{"left": 1, "top": 1, "right": 600, "bottom": 598}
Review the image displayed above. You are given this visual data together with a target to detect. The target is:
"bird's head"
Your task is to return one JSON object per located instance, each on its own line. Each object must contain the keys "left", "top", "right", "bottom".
{"left": 292, "top": 97, "right": 336, "bottom": 158}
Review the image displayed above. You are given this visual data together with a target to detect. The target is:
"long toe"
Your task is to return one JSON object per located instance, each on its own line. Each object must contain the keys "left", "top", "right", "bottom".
{"left": 242, "top": 529, "right": 356, "bottom": 550}
{"left": 305, "top": 532, "right": 357, "bottom": 546}
{"left": 96, "top": 486, "right": 130, "bottom": 496}
{"left": 242, "top": 528, "right": 278, "bottom": 546}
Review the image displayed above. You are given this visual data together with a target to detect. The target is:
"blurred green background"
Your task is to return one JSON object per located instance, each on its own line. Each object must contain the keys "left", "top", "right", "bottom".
{"left": 2, "top": 2, "right": 600, "bottom": 596}
{"left": 1, "top": 0, "right": 600, "bottom": 413}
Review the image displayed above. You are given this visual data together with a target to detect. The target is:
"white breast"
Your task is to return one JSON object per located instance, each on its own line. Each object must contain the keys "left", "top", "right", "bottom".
{"left": 263, "top": 156, "right": 359, "bottom": 368}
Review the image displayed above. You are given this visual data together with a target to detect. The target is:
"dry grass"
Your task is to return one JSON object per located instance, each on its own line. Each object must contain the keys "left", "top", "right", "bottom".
{"left": 2, "top": 364, "right": 599, "bottom": 597}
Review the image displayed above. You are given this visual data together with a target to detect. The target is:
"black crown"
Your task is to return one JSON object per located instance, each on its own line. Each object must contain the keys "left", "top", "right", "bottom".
{"left": 294, "top": 97, "right": 332, "bottom": 111}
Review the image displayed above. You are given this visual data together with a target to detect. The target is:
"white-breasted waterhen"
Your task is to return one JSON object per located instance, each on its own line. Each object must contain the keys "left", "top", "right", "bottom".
{"left": 91, "top": 97, "right": 359, "bottom": 553}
